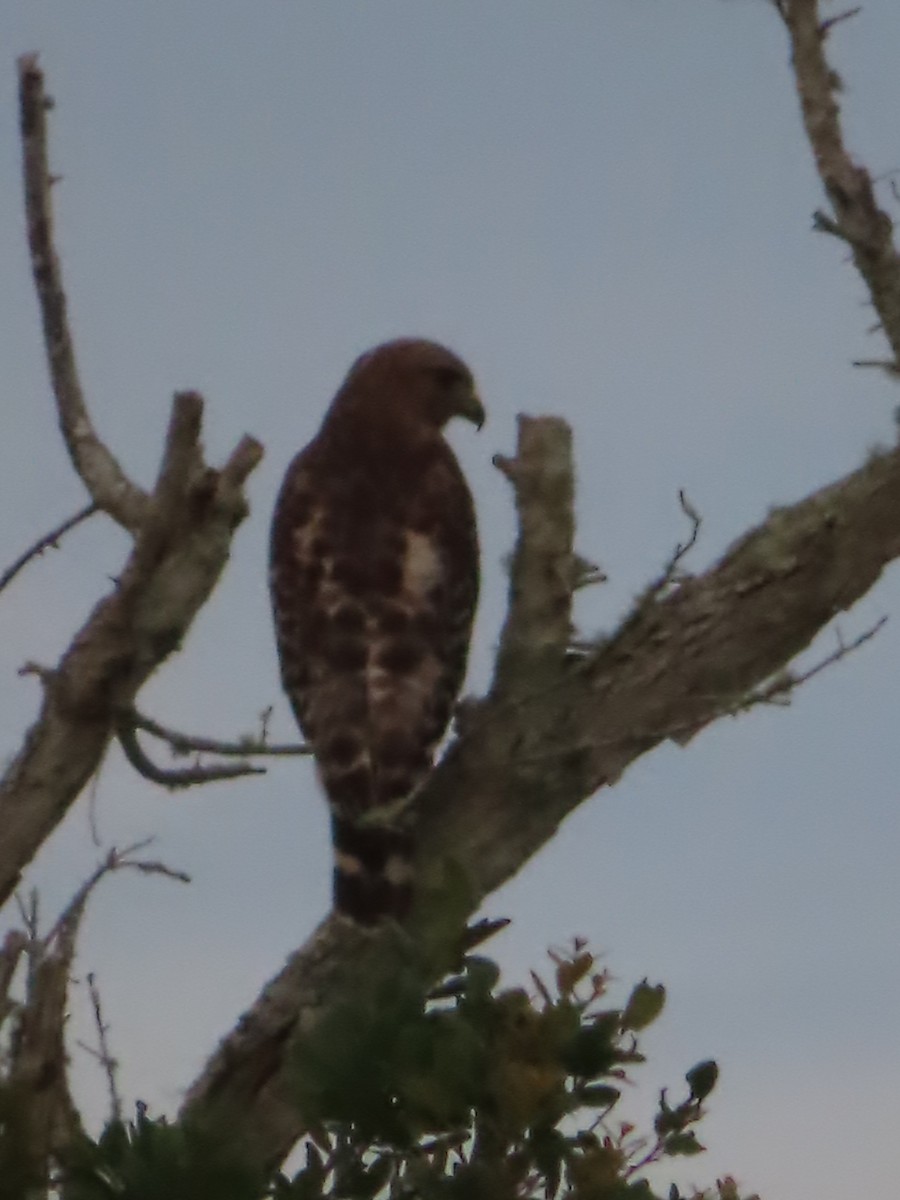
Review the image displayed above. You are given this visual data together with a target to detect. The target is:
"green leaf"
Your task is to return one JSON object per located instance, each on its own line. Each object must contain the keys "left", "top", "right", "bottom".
{"left": 331, "top": 1153, "right": 393, "bottom": 1199}
{"left": 621, "top": 981, "right": 666, "bottom": 1031}
{"left": 685, "top": 1059, "right": 719, "bottom": 1102}
{"left": 528, "top": 1127, "right": 567, "bottom": 1197}
{"left": 463, "top": 955, "right": 501, "bottom": 998}
{"left": 664, "top": 1131, "right": 706, "bottom": 1157}
{"left": 289, "top": 969, "right": 428, "bottom": 1139}
{"left": 555, "top": 951, "right": 594, "bottom": 997}
{"left": 654, "top": 1092, "right": 684, "bottom": 1137}
{"left": 394, "top": 1004, "right": 487, "bottom": 1130}
{"left": 576, "top": 1083, "right": 621, "bottom": 1110}
{"left": 561, "top": 1012, "right": 619, "bottom": 1078}
{"left": 96, "top": 1119, "right": 130, "bottom": 1164}
{"left": 57, "top": 1114, "right": 267, "bottom": 1200}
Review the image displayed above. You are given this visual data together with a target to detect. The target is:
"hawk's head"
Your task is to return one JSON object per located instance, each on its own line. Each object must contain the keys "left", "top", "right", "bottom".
{"left": 342, "top": 338, "right": 485, "bottom": 432}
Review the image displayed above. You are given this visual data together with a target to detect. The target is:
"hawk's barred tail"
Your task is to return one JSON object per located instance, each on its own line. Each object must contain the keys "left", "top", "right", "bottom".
{"left": 331, "top": 815, "right": 414, "bottom": 924}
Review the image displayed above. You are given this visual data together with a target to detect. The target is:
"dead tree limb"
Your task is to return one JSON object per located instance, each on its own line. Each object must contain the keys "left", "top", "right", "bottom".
{"left": 18, "top": 55, "right": 147, "bottom": 530}
{"left": 80, "top": 972, "right": 123, "bottom": 1127}
{"left": 780, "top": 0, "right": 900, "bottom": 363}
{"left": 1, "top": 56, "right": 264, "bottom": 906}
{"left": 115, "top": 718, "right": 266, "bottom": 789}
{"left": 4, "top": 842, "right": 188, "bottom": 1179}
{"left": 0, "top": 503, "right": 98, "bottom": 595}
{"left": 125, "top": 708, "right": 310, "bottom": 759}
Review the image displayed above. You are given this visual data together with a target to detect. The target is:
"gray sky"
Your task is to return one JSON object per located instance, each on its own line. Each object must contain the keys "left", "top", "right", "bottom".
{"left": 2, "top": 3, "right": 899, "bottom": 1196}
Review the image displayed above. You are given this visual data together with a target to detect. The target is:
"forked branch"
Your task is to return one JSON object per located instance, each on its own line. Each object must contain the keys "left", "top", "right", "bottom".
{"left": 1, "top": 57, "right": 264, "bottom": 909}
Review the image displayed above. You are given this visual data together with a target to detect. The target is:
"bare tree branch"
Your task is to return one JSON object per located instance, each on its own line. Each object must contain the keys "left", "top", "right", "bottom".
{"left": 0, "top": 414, "right": 262, "bottom": 903}
{"left": 78, "top": 973, "right": 123, "bottom": 1126}
{"left": 421, "top": 436, "right": 900, "bottom": 911}
{"left": 153, "top": 390, "right": 205, "bottom": 513}
{"left": 115, "top": 718, "right": 266, "bottom": 789}
{"left": 9, "top": 890, "right": 86, "bottom": 1182}
{"left": 0, "top": 503, "right": 98, "bottom": 595}
{"left": 736, "top": 615, "right": 887, "bottom": 712}
{"left": 491, "top": 417, "right": 575, "bottom": 700}
{"left": 780, "top": 0, "right": 900, "bottom": 363}
{"left": 0, "top": 929, "right": 28, "bottom": 1029}
{"left": 3, "top": 843, "right": 187, "bottom": 1179}
{"left": 2, "top": 60, "right": 265, "bottom": 909}
{"left": 17, "top": 54, "right": 148, "bottom": 530}
{"left": 40, "top": 840, "right": 190, "bottom": 949}
{"left": 819, "top": 7, "right": 861, "bottom": 38}
{"left": 218, "top": 433, "right": 264, "bottom": 491}
{"left": 126, "top": 707, "right": 310, "bottom": 758}
{"left": 631, "top": 488, "right": 704, "bottom": 612}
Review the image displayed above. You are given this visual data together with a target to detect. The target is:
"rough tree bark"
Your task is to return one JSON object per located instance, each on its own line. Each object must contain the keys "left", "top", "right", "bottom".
{"left": 1, "top": 57, "right": 264, "bottom": 911}
{"left": 5, "top": 0, "right": 898, "bottom": 1178}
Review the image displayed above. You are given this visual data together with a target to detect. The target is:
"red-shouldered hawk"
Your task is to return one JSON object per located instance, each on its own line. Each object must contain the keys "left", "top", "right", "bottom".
{"left": 270, "top": 339, "right": 482, "bottom": 924}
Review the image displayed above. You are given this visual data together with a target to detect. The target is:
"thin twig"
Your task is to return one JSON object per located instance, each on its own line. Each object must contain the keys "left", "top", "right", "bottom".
{"left": 812, "top": 209, "right": 850, "bottom": 240}
{"left": 745, "top": 615, "right": 888, "bottom": 706}
{"left": 852, "top": 358, "right": 900, "bottom": 376}
{"left": 17, "top": 54, "right": 147, "bottom": 530}
{"left": 14, "top": 888, "right": 39, "bottom": 940}
{"left": 41, "top": 840, "right": 190, "bottom": 949}
{"left": 596, "top": 489, "right": 702, "bottom": 642}
{"left": 0, "top": 503, "right": 98, "bottom": 595}
{"left": 82, "top": 972, "right": 123, "bottom": 1125}
{"left": 819, "top": 6, "right": 861, "bottom": 37}
{"left": 657, "top": 489, "right": 702, "bottom": 590}
{"left": 127, "top": 708, "right": 311, "bottom": 759}
{"left": 116, "top": 719, "right": 266, "bottom": 789}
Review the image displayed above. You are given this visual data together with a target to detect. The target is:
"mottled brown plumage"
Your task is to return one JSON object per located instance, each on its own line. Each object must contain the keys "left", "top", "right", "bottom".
{"left": 270, "top": 339, "right": 482, "bottom": 923}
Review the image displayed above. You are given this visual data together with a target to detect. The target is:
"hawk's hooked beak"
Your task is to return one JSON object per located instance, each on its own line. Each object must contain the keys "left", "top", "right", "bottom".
{"left": 460, "top": 387, "right": 486, "bottom": 431}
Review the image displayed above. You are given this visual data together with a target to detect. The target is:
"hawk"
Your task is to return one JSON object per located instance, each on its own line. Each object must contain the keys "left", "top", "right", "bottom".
{"left": 270, "top": 339, "right": 482, "bottom": 924}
